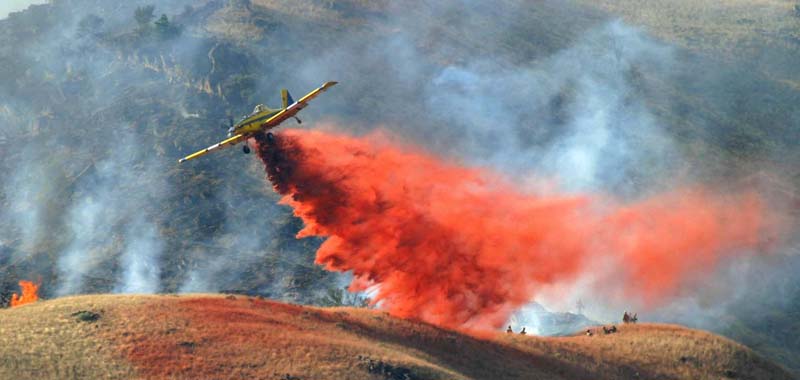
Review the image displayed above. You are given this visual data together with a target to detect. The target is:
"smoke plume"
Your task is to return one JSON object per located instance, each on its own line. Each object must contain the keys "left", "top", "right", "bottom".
{"left": 256, "top": 128, "right": 769, "bottom": 331}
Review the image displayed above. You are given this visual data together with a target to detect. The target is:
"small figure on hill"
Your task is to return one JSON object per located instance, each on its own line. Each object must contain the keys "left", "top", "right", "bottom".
{"left": 603, "top": 326, "right": 610, "bottom": 334}
{"left": 519, "top": 327, "right": 527, "bottom": 335}
{"left": 623, "top": 311, "right": 630, "bottom": 324}
{"left": 610, "top": 325, "right": 618, "bottom": 333}
{"left": 506, "top": 325, "right": 513, "bottom": 334}
{"left": 585, "top": 329, "right": 593, "bottom": 337}
{"left": 631, "top": 313, "right": 638, "bottom": 323}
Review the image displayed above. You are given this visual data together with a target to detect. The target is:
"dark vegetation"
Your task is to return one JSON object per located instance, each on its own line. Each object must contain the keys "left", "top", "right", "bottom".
{"left": 71, "top": 310, "right": 101, "bottom": 322}
{"left": 319, "top": 286, "right": 371, "bottom": 308}
{"left": 359, "top": 356, "right": 421, "bottom": 380}
{"left": 0, "top": 0, "right": 798, "bottom": 375}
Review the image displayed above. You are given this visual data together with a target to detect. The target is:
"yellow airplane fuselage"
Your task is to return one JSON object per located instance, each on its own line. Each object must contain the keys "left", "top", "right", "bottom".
{"left": 228, "top": 107, "right": 282, "bottom": 138}
{"left": 178, "top": 81, "right": 337, "bottom": 163}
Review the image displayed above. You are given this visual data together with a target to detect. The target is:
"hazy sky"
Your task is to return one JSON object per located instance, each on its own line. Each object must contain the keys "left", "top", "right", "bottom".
{"left": 0, "top": 0, "right": 47, "bottom": 19}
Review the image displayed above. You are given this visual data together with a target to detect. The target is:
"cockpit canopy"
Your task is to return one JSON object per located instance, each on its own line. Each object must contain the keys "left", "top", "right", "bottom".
{"left": 253, "top": 104, "right": 267, "bottom": 114}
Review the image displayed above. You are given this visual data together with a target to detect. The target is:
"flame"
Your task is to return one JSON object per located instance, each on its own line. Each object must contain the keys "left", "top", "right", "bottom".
{"left": 10, "top": 280, "right": 39, "bottom": 307}
{"left": 256, "top": 128, "right": 770, "bottom": 331}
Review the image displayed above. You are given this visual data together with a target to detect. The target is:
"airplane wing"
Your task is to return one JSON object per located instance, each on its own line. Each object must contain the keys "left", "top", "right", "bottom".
{"left": 296, "top": 81, "right": 338, "bottom": 105}
{"left": 178, "top": 134, "right": 245, "bottom": 163}
{"left": 261, "top": 81, "right": 338, "bottom": 127}
{"left": 178, "top": 82, "right": 337, "bottom": 164}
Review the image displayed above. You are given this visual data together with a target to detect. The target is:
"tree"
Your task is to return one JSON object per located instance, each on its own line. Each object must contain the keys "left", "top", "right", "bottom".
{"left": 318, "top": 287, "right": 370, "bottom": 307}
{"left": 134, "top": 5, "right": 155, "bottom": 30}
{"left": 77, "top": 14, "right": 104, "bottom": 38}
{"left": 154, "top": 14, "right": 181, "bottom": 40}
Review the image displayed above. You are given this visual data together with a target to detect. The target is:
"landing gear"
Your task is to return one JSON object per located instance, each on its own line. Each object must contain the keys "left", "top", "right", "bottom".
{"left": 266, "top": 132, "right": 275, "bottom": 145}
{"left": 294, "top": 116, "right": 302, "bottom": 124}
{"left": 242, "top": 144, "right": 251, "bottom": 154}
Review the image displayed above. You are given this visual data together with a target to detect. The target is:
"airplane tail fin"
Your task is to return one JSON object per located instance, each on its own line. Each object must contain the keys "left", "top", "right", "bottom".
{"left": 281, "top": 88, "right": 294, "bottom": 108}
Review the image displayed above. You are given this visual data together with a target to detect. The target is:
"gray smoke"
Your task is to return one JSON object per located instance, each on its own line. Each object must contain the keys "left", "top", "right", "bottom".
{"left": 288, "top": 2, "right": 797, "bottom": 333}
{"left": 115, "top": 216, "right": 163, "bottom": 294}
{"left": 0, "top": 1, "right": 796, "bottom": 347}
{"left": 0, "top": 156, "right": 54, "bottom": 256}
{"left": 56, "top": 130, "right": 167, "bottom": 296}
{"left": 178, "top": 192, "right": 276, "bottom": 294}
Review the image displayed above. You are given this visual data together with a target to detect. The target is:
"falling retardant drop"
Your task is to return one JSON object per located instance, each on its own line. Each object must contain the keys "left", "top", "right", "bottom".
{"left": 255, "top": 128, "right": 769, "bottom": 331}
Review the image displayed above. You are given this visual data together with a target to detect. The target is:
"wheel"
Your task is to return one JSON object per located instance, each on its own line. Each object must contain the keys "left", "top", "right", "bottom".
{"left": 266, "top": 132, "right": 275, "bottom": 144}
{"left": 242, "top": 144, "right": 251, "bottom": 154}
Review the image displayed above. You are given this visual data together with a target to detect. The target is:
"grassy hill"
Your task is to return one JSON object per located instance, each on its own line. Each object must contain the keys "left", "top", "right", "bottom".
{"left": 0, "top": 294, "right": 794, "bottom": 380}
{"left": 575, "top": 0, "right": 800, "bottom": 88}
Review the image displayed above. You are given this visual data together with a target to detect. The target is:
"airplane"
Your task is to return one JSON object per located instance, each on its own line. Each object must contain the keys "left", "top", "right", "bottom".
{"left": 178, "top": 81, "right": 337, "bottom": 163}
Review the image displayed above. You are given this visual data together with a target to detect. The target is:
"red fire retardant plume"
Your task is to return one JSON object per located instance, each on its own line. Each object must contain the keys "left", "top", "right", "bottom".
{"left": 255, "top": 129, "right": 766, "bottom": 331}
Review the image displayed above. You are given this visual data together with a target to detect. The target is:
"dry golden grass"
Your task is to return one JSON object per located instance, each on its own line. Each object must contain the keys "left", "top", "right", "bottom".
{"left": 573, "top": 0, "right": 799, "bottom": 53}
{"left": 506, "top": 323, "right": 793, "bottom": 380}
{"left": 201, "top": 0, "right": 389, "bottom": 43}
{"left": 0, "top": 295, "right": 793, "bottom": 380}
{"left": 0, "top": 295, "right": 139, "bottom": 379}
{"left": 572, "top": 0, "right": 800, "bottom": 90}
{"left": 249, "top": 0, "right": 388, "bottom": 26}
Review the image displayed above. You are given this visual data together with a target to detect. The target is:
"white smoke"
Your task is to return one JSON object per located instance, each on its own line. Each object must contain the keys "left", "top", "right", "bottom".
{"left": 115, "top": 216, "right": 163, "bottom": 293}
{"left": 0, "top": 158, "right": 53, "bottom": 256}
{"left": 293, "top": 4, "right": 796, "bottom": 335}
{"left": 178, "top": 190, "right": 282, "bottom": 295}
{"left": 424, "top": 21, "right": 679, "bottom": 195}
{"left": 56, "top": 130, "right": 167, "bottom": 296}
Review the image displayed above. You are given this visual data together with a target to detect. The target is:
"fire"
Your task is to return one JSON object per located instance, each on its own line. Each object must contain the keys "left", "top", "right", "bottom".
{"left": 256, "top": 128, "right": 770, "bottom": 331}
{"left": 10, "top": 280, "right": 39, "bottom": 307}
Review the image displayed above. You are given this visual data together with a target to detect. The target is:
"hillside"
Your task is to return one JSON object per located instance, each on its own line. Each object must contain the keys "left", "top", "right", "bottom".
{"left": 0, "top": 294, "right": 794, "bottom": 380}
{"left": 575, "top": 0, "right": 800, "bottom": 89}
{"left": 565, "top": 1, "right": 800, "bottom": 373}
{"left": 0, "top": 0, "right": 799, "bottom": 377}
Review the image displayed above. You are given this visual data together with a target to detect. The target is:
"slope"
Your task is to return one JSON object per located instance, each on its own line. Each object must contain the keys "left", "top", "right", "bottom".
{"left": 0, "top": 295, "right": 794, "bottom": 380}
